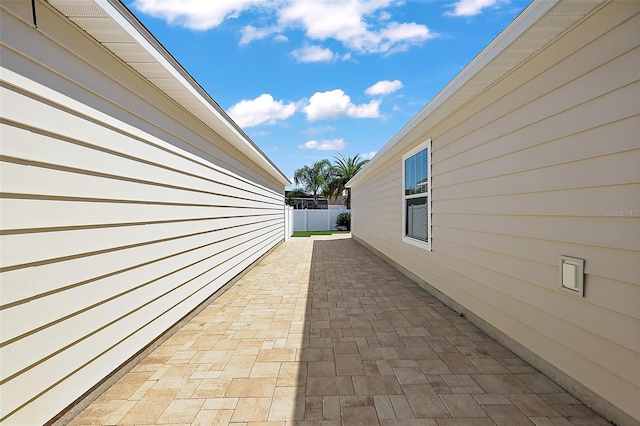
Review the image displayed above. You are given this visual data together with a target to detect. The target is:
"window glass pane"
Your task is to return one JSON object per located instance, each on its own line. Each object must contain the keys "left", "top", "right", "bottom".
{"left": 406, "top": 196, "right": 428, "bottom": 241}
{"left": 404, "top": 148, "right": 428, "bottom": 195}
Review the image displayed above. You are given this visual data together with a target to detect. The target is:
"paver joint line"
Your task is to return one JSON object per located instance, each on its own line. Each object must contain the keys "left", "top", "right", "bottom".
{"left": 69, "top": 235, "right": 607, "bottom": 426}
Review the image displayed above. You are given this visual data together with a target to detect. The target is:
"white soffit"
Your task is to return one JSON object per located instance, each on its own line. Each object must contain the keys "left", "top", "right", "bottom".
{"left": 45, "top": 0, "right": 290, "bottom": 186}
{"left": 348, "top": 0, "right": 607, "bottom": 187}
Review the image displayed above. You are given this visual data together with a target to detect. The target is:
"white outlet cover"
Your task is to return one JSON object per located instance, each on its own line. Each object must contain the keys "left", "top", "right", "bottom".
{"left": 559, "top": 256, "right": 585, "bottom": 297}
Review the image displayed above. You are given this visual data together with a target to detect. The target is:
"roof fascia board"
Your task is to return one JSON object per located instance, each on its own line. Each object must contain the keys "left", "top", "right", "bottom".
{"left": 87, "top": 0, "right": 289, "bottom": 186}
{"left": 347, "top": 0, "right": 558, "bottom": 188}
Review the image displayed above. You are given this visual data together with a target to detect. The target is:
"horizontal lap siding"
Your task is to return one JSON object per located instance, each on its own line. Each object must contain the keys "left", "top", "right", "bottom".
{"left": 352, "top": 2, "right": 639, "bottom": 422}
{"left": 0, "top": 4, "right": 284, "bottom": 425}
{"left": 351, "top": 160, "right": 401, "bottom": 248}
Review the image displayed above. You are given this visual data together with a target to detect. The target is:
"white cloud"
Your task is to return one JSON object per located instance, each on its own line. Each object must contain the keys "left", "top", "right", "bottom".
{"left": 277, "top": 1, "right": 435, "bottom": 54}
{"left": 378, "top": 11, "right": 392, "bottom": 21}
{"left": 228, "top": 88, "right": 382, "bottom": 128}
{"left": 298, "top": 139, "right": 346, "bottom": 150}
{"left": 132, "top": 0, "right": 264, "bottom": 30}
{"left": 378, "top": 22, "right": 433, "bottom": 53}
{"left": 227, "top": 94, "right": 297, "bottom": 128}
{"left": 347, "top": 99, "right": 381, "bottom": 118}
{"left": 240, "top": 25, "right": 279, "bottom": 45}
{"left": 361, "top": 151, "right": 377, "bottom": 159}
{"left": 445, "top": 0, "right": 503, "bottom": 17}
{"left": 292, "top": 44, "right": 337, "bottom": 63}
{"left": 302, "top": 125, "right": 336, "bottom": 135}
{"left": 365, "top": 80, "right": 403, "bottom": 96}
{"left": 133, "top": 0, "right": 436, "bottom": 54}
{"left": 303, "top": 89, "right": 381, "bottom": 121}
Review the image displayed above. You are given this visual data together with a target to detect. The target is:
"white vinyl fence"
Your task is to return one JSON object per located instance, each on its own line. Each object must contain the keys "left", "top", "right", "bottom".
{"left": 285, "top": 206, "right": 294, "bottom": 240}
{"left": 293, "top": 209, "right": 350, "bottom": 232}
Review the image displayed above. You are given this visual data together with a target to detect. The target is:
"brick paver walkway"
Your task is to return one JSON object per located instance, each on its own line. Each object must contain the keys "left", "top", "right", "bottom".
{"left": 69, "top": 235, "right": 608, "bottom": 425}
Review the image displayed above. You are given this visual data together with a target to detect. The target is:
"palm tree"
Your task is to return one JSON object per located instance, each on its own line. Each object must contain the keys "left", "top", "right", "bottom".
{"left": 293, "top": 159, "right": 333, "bottom": 207}
{"left": 326, "top": 153, "right": 369, "bottom": 209}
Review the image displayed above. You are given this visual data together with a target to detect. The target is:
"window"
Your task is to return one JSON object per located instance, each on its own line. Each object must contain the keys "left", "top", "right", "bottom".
{"left": 402, "top": 139, "right": 431, "bottom": 250}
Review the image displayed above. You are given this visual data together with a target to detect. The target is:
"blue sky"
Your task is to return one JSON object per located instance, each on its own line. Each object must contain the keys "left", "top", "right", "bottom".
{"left": 125, "top": 0, "right": 532, "bottom": 185}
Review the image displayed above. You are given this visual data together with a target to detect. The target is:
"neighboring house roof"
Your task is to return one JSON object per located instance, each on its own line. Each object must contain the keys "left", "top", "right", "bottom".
{"left": 347, "top": 0, "right": 606, "bottom": 188}
{"left": 285, "top": 194, "right": 345, "bottom": 206}
{"left": 328, "top": 195, "right": 346, "bottom": 206}
{"left": 46, "top": 0, "right": 290, "bottom": 187}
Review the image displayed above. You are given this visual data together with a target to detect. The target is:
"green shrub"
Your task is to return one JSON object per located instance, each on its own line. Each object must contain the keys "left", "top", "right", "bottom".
{"left": 335, "top": 212, "right": 351, "bottom": 231}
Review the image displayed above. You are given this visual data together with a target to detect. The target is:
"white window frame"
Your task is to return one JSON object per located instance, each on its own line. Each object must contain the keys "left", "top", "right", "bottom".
{"left": 402, "top": 138, "right": 432, "bottom": 251}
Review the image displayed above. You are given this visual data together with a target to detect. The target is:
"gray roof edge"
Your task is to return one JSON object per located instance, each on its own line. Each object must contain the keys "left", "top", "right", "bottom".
{"left": 347, "top": 0, "right": 561, "bottom": 188}
{"left": 107, "top": 0, "right": 289, "bottom": 184}
{"left": 52, "top": 0, "right": 290, "bottom": 186}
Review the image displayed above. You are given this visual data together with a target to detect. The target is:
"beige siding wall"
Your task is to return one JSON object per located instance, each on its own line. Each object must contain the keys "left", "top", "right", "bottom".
{"left": 0, "top": 3, "right": 284, "bottom": 424}
{"left": 351, "top": 2, "right": 639, "bottom": 422}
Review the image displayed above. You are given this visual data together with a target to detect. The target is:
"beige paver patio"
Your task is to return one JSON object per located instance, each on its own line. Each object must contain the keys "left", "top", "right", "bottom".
{"left": 68, "top": 235, "right": 609, "bottom": 426}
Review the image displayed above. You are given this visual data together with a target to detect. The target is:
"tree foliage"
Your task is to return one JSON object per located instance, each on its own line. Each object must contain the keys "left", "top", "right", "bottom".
{"left": 335, "top": 212, "right": 351, "bottom": 231}
{"left": 293, "top": 159, "right": 332, "bottom": 206}
{"left": 293, "top": 154, "right": 369, "bottom": 209}
{"left": 325, "top": 153, "right": 369, "bottom": 209}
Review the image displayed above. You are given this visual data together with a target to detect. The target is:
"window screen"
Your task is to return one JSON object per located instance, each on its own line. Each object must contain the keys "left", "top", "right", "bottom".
{"left": 402, "top": 140, "right": 431, "bottom": 249}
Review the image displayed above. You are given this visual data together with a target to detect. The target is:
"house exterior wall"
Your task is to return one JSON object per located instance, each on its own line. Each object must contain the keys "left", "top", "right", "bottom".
{"left": 0, "top": 2, "right": 286, "bottom": 424}
{"left": 350, "top": 2, "right": 639, "bottom": 423}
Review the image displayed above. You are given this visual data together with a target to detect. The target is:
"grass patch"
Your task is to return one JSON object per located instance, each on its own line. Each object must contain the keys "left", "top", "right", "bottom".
{"left": 292, "top": 231, "right": 350, "bottom": 237}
